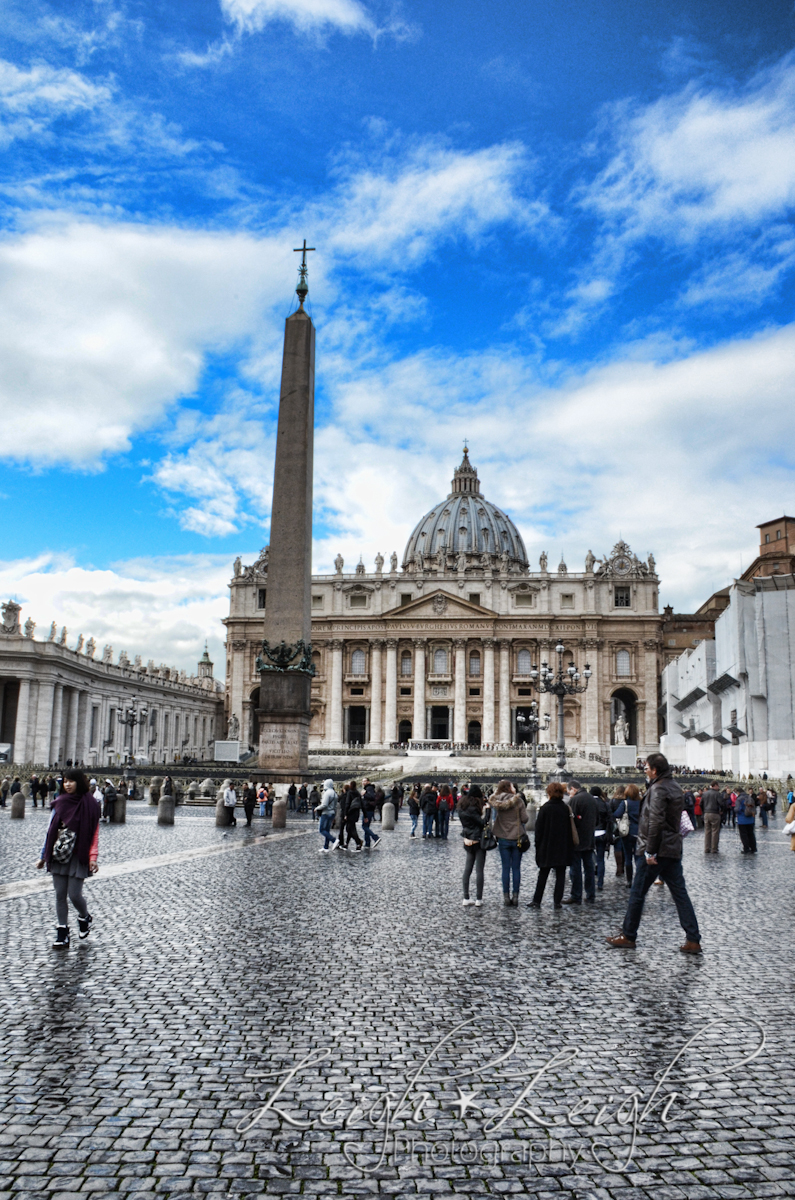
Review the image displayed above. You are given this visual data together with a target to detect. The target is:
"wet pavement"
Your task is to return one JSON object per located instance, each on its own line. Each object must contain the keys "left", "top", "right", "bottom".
{"left": 1, "top": 803, "right": 794, "bottom": 1200}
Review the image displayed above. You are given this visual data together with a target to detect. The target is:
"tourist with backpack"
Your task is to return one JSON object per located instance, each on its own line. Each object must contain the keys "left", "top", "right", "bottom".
{"left": 589, "top": 786, "right": 611, "bottom": 891}
{"left": 420, "top": 784, "right": 438, "bottom": 838}
{"left": 344, "top": 781, "right": 363, "bottom": 852}
{"left": 36, "top": 768, "right": 100, "bottom": 949}
{"left": 736, "top": 789, "right": 757, "bottom": 854}
{"left": 613, "top": 784, "right": 642, "bottom": 886}
{"left": 436, "top": 785, "right": 453, "bottom": 839}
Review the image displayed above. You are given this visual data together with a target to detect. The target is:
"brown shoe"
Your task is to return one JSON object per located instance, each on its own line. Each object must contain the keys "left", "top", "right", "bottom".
{"left": 605, "top": 933, "right": 636, "bottom": 949}
{"left": 680, "top": 940, "right": 702, "bottom": 955}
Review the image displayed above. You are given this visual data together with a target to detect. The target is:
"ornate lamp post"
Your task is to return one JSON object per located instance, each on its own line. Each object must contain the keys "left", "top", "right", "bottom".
{"left": 117, "top": 698, "right": 148, "bottom": 770}
{"left": 515, "top": 701, "right": 551, "bottom": 790}
{"left": 529, "top": 643, "right": 591, "bottom": 782}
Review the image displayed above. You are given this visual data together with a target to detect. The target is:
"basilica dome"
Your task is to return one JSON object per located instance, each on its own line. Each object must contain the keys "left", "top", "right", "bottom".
{"left": 402, "top": 449, "right": 529, "bottom": 571}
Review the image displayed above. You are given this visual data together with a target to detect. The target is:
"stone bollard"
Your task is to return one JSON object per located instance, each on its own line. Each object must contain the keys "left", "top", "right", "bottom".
{"left": 271, "top": 798, "right": 287, "bottom": 829}
{"left": 149, "top": 776, "right": 163, "bottom": 806}
{"left": 157, "top": 796, "right": 175, "bottom": 826}
{"left": 10, "top": 792, "right": 25, "bottom": 819}
{"left": 215, "top": 797, "right": 233, "bottom": 827}
{"left": 381, "top": 801, "right": 396, "bottom": 830}
{"left": 110, "top": 794, "right": 127, "bottom": 824}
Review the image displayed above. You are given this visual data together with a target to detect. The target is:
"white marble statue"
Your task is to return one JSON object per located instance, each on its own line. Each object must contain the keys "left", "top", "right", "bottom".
{"left": 48, "top": 622, "right": 57, "bottom": 641}
{"left": 585, "top": 549, "right": 595, "bottom": 573}
{"left": 539, "top": 551, "right": 548, "bottom": 571}
{"left": 75, "top": 634, "right": 84, "bottom": 653}
{"left": 334, "top": 553, "right": 344, "bottom": 575}
{"left": 24, "top": 618, "right": 35, "bottom": 639}
{"left": 58, "top": 626, "right": 67, "bottom": 645}
{"left": 614, "top": 714, "right": 629, "bottom": 745}
{"left": 233, "top": 556, "right": 242, "bottom": 577}
{"left": 102, "top": 644, "right": 113, "bottom": 663}
{"left": 390, "top": 551, "right": 398, "bottom": 573}
{"left": 375, "top": 551, "right": 384, "bottom": 574}
{"left": 648, "top": 552, "right": 656, "bottom": 574}
{"left": 227, "top": 713, "right": 240, "bottom": 739}
{"left": 85, "top": 637, "right": 96, "bottom": 658}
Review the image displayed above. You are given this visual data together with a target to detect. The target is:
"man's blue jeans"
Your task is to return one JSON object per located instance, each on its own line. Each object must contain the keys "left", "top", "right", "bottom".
{"left": 437, "top": 807, "right": 450, "bottom": 839}
{"left": 422, "top": 812, "right": 435, "bottom": 837}
{"left": 594, "top": 838, "right": 606, "bottom": 889}
{"left": 362, "top": 815, "right": 380, "bottom": 847}
{"left": 622, "top": 856, "right": 700, "bottom": 943}
{"left": 319, "top": 813, "right": 336, "bottom": 848}
{"left": 570, "top": 849, "right": 595, "bottom": 901}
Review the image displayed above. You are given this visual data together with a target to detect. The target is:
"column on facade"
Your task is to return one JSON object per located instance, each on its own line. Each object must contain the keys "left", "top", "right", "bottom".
{"left": 329, "top": 640, "right": 344, "bottom": 747}
{"left": 383, "top": 639, "right": 397, "bottom": 746}
{"left": 13, "top": 678, "right": 31, "bottom": 765}
{"left": 412, "top": 639, "right": 426, "bottom": 743}
{"left": 50, "top": 683, "right": 64, "bottom": 765}
{"left": 74, "top": 691, "right": 89, "bottom": 764}
{"left": 583, "top": 641, "right": 600, "bottom": 749}
{"left": 498, "top": 640, "right": 511, "bottom": 744}
{"left": 482, "top": 639, "right": 495, "bottom": 744}
{"left": 64, "top": 688, "right": 79, "bottom": 762}
{"left": 643, "top": 639, "right": 659, "bottom": 749}
{"left": 537, "top": 640, "right": 554, "bottom": 732}
{"left": 368, "top": 639, "right": 384, "bottom": 748}
{"left": 453, "top": 640, "right": 467, "bottom": 743}
{"left": 33, "top": 682, "right": 54, "bottom": 766}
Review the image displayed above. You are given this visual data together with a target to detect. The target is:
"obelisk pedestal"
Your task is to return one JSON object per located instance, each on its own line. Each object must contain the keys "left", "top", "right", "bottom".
{"left": 256, "top": 251, "right": 316, "bottom": 783}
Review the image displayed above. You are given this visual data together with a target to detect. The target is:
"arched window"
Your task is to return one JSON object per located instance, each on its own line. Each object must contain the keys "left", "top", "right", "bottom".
{"left": 351, "top": 648, "right": 366, "bottom": 675}
{"left": 517, "top": 648, "right": 532, "bottom": 675}
{"left": 469, "top": 650, "right": 481, "bottom": 677}
{"left": 616, "top": 649, "right": 631, "bottom": 677}
{"left": 433, "top": 647, "right": 448, "bottom": 674}
{"left": 400, "top": 651, "right": 412, "bottom": 676}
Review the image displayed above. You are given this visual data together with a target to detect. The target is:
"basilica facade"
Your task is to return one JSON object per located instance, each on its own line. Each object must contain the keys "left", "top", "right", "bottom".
{"left": 224, "top": 451, "right": 663, "bottom": 758}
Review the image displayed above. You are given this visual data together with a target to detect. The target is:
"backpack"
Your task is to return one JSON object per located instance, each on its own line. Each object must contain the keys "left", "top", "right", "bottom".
{"left": 743, "top": 795, "right": 756, "bottom": 818}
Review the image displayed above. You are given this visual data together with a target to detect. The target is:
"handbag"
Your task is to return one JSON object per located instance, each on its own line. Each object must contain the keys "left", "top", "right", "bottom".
{"left": 569, "top": 809, "right": 579, "bottom": 848}
{"left": 783, "top": 819, "right": 795, "bottom": 836}
{"left": 680, "top": 810, "right": 694, "bottom": 838}
{"left": 480, "top": 810, "right": 497, "bottom": 852}
{"left": 617, "top": 803, "right": 631, "bottom": 838}
{"left": 51, "top": 826, "right": 77, "bottom": 863}
{"left": 517, "top": 831, "right": 531, "bottom": 853}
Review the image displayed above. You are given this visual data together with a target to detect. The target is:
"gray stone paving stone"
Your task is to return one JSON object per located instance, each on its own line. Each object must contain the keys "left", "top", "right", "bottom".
{"left": 2, "top": 815, "right": 795, "bottom": 1200}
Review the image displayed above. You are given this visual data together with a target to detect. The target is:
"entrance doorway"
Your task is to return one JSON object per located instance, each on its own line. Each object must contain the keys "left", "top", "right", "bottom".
{"left": 398, "top": 719, "right": 412, "bottom": 744}
{"left": 514, "top": 706, "right": 536, "bottom": 745}
{"left": 430, "top": 706, "right": 449, "bottom": 739}
{"left": 611, "top": 688, "right": 638, "bottom": 745}
{"left": 347, "top": 706, "right": 367, "bottom": 746}
{"left": 467, "top": 720, "right": 481, "bottom": 746}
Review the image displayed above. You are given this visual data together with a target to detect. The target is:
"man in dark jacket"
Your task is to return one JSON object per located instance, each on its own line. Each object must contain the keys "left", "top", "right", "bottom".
{"left": 563, "top": 782, "right": 597, "bottom": 905}
{"left": 361, "top": 781, "right": 382, "bottom": 849}
{"left": 606, "top": 753, "right": 701, "bottom": 954}
{"left": 702, "top": 782, "right": 722, "bottom": 853}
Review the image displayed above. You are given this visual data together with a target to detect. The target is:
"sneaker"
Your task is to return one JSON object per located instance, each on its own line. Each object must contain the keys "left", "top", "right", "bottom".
{"left": 474, "top": 900, "right": 483, "bottom": 907}
{"left": 462, "top": 898, "right": 475, "bottom": 907}
{"left": 318, "top": 847, "right": 328, "bottom": 853}
{"left": 371, "top": 838, "right": 382, "bottom": 850}
{"left": 330, "top": 838, "right": 340, "bottom": 850}
{"left": 52, "top": 925, "right": 70, "bottom": 950}
{"left": 78, "top": 914, "right": 93, "bottom": 940}
{"left": 350, "top": 845, "right": 362, "bottom": 853}
{"left": 605, "top": 933, "right": 636, "bottom": 949}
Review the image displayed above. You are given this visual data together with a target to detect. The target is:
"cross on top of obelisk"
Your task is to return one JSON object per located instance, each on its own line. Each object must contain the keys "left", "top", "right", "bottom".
{"left": 293, "top": 239, "right": 315, "bottom": 308}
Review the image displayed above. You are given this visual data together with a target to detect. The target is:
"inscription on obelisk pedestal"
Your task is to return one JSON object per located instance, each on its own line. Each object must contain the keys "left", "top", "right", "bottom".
{"left": 256, "top": 244, "right": 316, "bottom": 782}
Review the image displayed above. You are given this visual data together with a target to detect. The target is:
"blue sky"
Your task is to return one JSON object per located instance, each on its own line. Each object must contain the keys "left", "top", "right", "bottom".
{"left": 1, "top": 0, "right": 794, "bottom": 668}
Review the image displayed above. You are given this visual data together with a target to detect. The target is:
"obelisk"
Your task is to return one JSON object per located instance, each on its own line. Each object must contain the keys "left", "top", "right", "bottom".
{"left": 256, "top": 243, "right": 316, "bottom": 780}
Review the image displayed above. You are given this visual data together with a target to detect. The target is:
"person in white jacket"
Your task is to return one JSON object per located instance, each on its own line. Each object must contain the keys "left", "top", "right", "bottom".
{"left": 314, "top": 778, "right": 339, "bottom": 852}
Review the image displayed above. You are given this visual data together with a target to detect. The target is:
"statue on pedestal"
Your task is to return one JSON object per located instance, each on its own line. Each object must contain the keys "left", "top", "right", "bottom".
{"left": 390, "top": 551, "right": 398, "bottom": 573}
{"left": 614, "top": 714, "right": 629, "bottom": 745}
{"left": 227, "top": 713, "right": 240, "bottom": 740}
{"left": 585, "top": 549, "right": 595, "bottom": 573}
{"left": 539, "top": 551, "right": 548, "bottom": 572}
{"left": 334, "top": 553, "right": 344, "bottom": 575}
{"left": 375, "top": 551, "right": 384, "bottom": 575}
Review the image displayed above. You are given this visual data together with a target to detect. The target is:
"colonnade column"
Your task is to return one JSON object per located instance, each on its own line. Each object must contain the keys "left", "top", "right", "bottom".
{"left": 74, "top": 691, "right": 89, "bottom": 764}
{"left": 368, "top": 639, "right": 383, "bottom": 748}
{"left": 65, "top": 688, "right": 79, "bottom": 763}
{"left": 482, "top": 639, "right": 495, "bottom": 743}
{"left": 13, "top": 679, "right": 31, "bottom": 765}
{"left": 50, "top": 683, "right": 64, "bottom": 765}
{"left": 412, "top": 639, "right": 426, "bottom": 743}
{"left": 498, "top": 639, "right": 511, "bottom": 744}
{"left": 383, "top": 639, "right": 397, "bottom": 746}
{"left": 34, "top": 682, "right": 54, "bottom": 766}
{"left": 329, "top": 640, "right": 344, "bottom": 747}
{"left": 453, "top": 640, "right": 467, "bottom": 743}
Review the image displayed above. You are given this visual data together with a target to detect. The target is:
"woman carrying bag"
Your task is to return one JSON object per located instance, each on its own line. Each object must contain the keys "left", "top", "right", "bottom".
{"left": 488, "top": 779, "right": 529, "bottom": 907}
{"left": 527, "top": 781, "right": 575, "bottom": 909}
{"left": 459, "top": 784, "right": 490, "bottom": 907}
{"left": 36, "top": 768, "right": 100, "bottom": 949}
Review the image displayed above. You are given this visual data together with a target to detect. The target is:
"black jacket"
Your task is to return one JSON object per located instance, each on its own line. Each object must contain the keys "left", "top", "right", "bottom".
{"left": 346, "top": 788, "right": 362, "bottom": 820}
{"left": 637, "top": 770, "right": 684, "bottom": 859}
{"left": 570, "top": 790, "right": 597, "bottom": 852}
{"left": 420, "top": 789, "right": 438, "bottom": 815}
{"left": 534, "top": 797, "right": 575, "bottom": 868}
{"left": 362, "top": 785, "right": 378, "bottom": 818}
{"left": 458, "top": 802, "right": 487, "bottom": 842}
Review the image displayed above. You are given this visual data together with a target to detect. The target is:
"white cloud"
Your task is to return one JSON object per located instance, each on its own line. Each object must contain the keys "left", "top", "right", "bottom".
{"left": 0, "top": 552, "right": 236, "bottom": 673}
{"left": 0, "top": 59, "right": 110, "bottom": 145}
{"left": 221, "top": 0, "right": 375, "bottom": 36}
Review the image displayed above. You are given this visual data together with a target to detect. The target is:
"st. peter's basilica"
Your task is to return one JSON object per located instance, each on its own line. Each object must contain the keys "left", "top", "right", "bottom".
{"left": 223, "top": 449, "right": 662, "bottom": 758}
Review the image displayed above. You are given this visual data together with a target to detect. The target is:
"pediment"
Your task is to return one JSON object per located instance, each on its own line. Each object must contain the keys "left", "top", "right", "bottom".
{"left": 385, "top": 589, "right": 496, "bottom": 621}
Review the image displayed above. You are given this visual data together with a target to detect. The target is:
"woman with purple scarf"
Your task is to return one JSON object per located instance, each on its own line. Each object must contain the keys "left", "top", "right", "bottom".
{"left": 36, "top": 768, "right": 100, "bottom": 949}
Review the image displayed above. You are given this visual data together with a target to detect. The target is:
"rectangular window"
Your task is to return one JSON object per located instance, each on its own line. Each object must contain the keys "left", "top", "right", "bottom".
{"left": 350, "top": 687, "right": 364, "bottom": 696}
{"left": 349, "top": 594, "right": 367, "bottom": 608}
{"left": 468, "top": 593, "right": 481, "bottom": 606}
{"left": 614, "top": 586, "right": 631, "bottom": 607}
{"left": 400, "top": 593, "right": 412, "bottom": 606}
{"left": 311, "top": 594, "right": 324, "bottom": 609}
{"left": 765, "top": 533, "right": 770, "bottom": 543}
{"left": 518, "top": 687, "right": 533, "bottom": 696}
{"left": 89, "top": 706, "right": 98, "bottom": 748}
{"left": 468, "top": 687, "right": 481, "bottom": 696}
{"left": 515, "top": 592, "right": 535, "bottom": 607}
{"left": 399, "top": 686, "right": 412, "bottom": 696}
{"left": 560, "top": 593, "right": 574, "bottom": 609}
{"left": 257, "top": 588, "right": 267, "bottom": 609}
{"left": 107, "top": 708, "right": 115, "bottom": 743}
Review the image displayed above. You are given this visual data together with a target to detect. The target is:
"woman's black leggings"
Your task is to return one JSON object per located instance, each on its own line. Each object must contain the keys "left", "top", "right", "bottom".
{"left": 52, "top": 874, "right": 88, "bottom": 925}
{"left": 532, "top": 866, "right": 566, "bottom": 906}
{"left": 463, "top": 845, "right": 486, "bottom": 899}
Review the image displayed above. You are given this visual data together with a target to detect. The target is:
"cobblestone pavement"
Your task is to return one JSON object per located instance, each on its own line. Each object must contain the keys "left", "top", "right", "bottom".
{"left": 1, "top": 806, "right": 794, "bottom": 1200}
